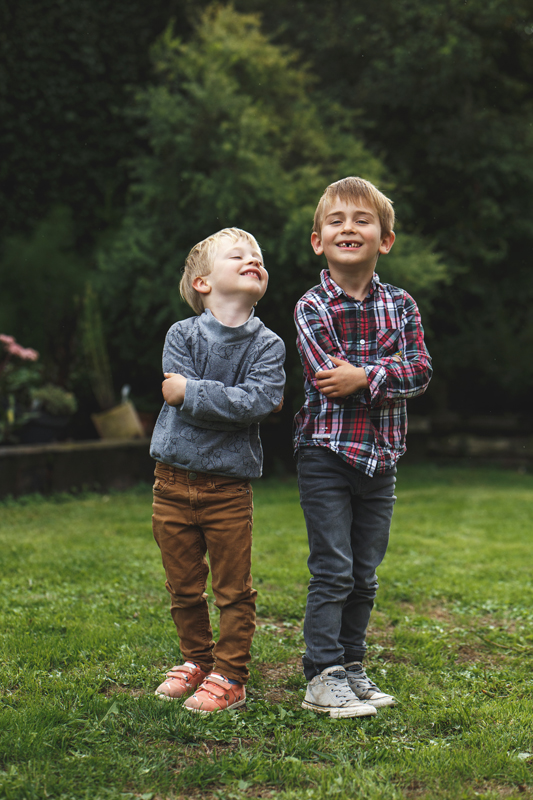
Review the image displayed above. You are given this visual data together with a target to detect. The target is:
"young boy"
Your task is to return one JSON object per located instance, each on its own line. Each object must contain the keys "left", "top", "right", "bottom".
{"left": 294, "top": 177, "right": 432, "bottom": 719}
{"left": 150, "top": 227, "right": 285, "bottom": 713}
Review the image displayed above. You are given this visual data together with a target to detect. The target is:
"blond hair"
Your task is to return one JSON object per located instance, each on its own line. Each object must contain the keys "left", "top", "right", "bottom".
{"left": 180, "top": 228, "right": 262, "bottom": 315}
{"left": 313, "top": 177, "right": 395, "bottom": 239}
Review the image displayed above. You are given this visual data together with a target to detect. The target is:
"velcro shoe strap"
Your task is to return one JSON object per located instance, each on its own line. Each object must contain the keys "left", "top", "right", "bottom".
{"left": 166, "top": 664, "right": 198, "bottom": 679}
{"left": 199, "top": 675, "right": 232, "bottom": 698}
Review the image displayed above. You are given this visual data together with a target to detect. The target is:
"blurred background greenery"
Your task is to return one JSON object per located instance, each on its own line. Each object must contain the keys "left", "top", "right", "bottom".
{"left": 1, "top": 0, "right": 532, "bottom": 443}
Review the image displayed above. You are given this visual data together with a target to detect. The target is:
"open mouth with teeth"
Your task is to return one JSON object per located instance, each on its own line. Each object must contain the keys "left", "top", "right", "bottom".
{"left": 337, "top": 242, "right": 361, "bottom": 248}
{"left": 241, "top": 268, "right": 262, "bottom": 279}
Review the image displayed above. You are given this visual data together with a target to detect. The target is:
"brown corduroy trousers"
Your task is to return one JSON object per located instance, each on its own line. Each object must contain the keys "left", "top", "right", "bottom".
{"left": 152, "top": 461, "right": 257, "bottom": 684}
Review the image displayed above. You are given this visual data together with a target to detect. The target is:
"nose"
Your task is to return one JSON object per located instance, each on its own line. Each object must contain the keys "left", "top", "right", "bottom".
{"left": 341, "top": 219, "right": 356, "bottom": 233}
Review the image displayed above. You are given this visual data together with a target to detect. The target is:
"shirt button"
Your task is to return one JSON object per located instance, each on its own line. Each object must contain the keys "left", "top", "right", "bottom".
{"left": 360, "top": 339, "right": 366, "bottom": 345}
{"left": 188, "top": 472, "right": 197, "bottom": 480}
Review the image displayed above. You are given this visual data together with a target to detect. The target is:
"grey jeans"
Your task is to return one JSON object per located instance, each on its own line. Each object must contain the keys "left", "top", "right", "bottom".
{"left": 297, "top": 447, "right": 397, "bottom": 680}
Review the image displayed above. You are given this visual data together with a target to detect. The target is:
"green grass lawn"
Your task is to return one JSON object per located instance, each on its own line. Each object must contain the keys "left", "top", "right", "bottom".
{"left": 1, "top": 464, "right": 533, "bottom": 800}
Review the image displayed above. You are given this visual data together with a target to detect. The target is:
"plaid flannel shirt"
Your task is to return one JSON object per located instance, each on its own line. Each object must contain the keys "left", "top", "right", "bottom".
{"left": 293, "top": 270, "right": 432, "bottom": 476}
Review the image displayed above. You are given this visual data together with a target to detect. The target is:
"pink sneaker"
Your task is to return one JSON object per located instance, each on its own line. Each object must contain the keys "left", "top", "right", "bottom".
{"left": 184, "top": 672, "right": 246, "bottom": 714}
{"left": 154, "top": 662, "right": 209, "bottom": 700}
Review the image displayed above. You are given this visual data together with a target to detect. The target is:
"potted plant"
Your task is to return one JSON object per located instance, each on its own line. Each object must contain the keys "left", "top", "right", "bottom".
{"left": 17, "top": 383, "right": 78, "bottom": 444}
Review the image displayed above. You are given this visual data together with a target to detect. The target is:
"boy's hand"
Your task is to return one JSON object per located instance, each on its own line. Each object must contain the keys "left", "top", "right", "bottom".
{"left": 271, "top": 396, "right": 284, "bottom": 413}
{"left": 162, "top": 372, "right": 187, "bottom": 406}
{"left": 315, "top": 356, "right": 369, "bottom": 398}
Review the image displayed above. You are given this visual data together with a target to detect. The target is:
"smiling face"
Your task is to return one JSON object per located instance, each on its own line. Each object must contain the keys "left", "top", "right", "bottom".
{"left": 311, "top": 197, "right": 395, "bottom": 280}
{"left": 192, "top": 237, "right": 268, "bottom": 310}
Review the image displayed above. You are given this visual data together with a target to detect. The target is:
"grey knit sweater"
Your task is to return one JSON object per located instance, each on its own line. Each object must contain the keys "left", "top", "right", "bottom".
{"left": 150, "top": 309, "right": 286, "bottom": 479}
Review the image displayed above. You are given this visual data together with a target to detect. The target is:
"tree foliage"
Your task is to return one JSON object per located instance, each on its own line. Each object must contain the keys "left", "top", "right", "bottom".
{"left": 228, "top": 0, "right": 533, "bottom": 409}
{"left": 5, "top": 0, "right": 529, "bottom": 413}
{"left": 0, "top": 207, "right": 88, "bottom": 386}
{"left": 98, "top": 5, "right": 447, "bottom": 403}
{"left": 0, "top": 0, "right": 191, "bottom": 243}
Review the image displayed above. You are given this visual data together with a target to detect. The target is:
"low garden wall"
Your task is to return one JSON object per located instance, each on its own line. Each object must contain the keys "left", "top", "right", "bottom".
{"left": 0, "top": 438, "right": 154, "bottom": 499}
{"left": 1, "top": 415, "right": 532, "bottom": 499}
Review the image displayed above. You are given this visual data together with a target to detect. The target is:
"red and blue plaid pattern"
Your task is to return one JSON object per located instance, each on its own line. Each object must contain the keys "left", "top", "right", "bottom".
{"left": 293, "top": 270, "right": 432, "bottom": 476}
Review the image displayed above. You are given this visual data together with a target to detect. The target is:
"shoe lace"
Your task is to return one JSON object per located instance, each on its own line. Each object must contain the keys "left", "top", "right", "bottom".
{"left": 347, "top": 666, "right": 379, "bottom": 692}
{"left": 325, "top": 670, "right": 356, "bottom": 701}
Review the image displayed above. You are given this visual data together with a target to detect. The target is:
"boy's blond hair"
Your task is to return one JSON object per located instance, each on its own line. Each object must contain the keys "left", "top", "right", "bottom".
{"left": 180, "top": 228, "right": 262, "bottom": 315}
{"left": 313, "top": 177, "right": 395, "bottom": 239}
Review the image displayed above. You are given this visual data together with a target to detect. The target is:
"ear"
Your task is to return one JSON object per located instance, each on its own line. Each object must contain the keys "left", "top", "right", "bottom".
{"left": 192, "top": 275, "right": 212, "bottom": 295}
{"left": 311, "top": 232, "right": 324, "bottom": 256}
{"left": 379, "top": 231, "right": 396, "bottom": 255}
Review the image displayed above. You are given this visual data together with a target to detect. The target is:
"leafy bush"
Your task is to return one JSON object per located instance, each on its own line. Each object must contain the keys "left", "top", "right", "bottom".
{"left": 31, "top": 384, "right": 78, "bottom": 417}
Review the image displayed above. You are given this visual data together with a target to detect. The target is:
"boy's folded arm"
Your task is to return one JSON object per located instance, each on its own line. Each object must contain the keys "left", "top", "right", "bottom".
{"left": 295, "top": 302, "right": 348, "bottom": 386}
{"left": 363, "top": 299, "right": 432, "bottom": 407}
{"left": 162, "top": 328, "right": 202, "bottom": 381}
{"left": 179, "top": 340, "right": 286, "bottom": 430}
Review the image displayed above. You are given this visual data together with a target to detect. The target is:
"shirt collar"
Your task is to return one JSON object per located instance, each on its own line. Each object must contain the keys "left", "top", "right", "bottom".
{"left": 320, "top": 269, "right": 381, "bottom": 300}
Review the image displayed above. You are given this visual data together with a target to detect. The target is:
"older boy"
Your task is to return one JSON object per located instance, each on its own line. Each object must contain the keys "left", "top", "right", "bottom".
{"left": 151, "top": 227, "right": 285, "bottom": 713}
{"left": 294, "top": 177, "right": 432, "bottom": 718}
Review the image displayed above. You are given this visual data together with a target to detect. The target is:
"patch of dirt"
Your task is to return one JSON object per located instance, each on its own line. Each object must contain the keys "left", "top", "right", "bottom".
{"left": 164, "top": 788, "right": 276, "bottom": 800}
{"left": 395, "top": 600, "right": 456, "bottom": 625}
{"left": 401, "top": 778, "right": 428, "bottom": 798}
{"left": 455, "top": 644, "right": 504, "bottom": 666}
{"left": 256, "top": 619, "right": 303, "bottom": 635}
{"left": 367, "top": 601, "right": 526, "bottom": 668}
{"left": 476, "top": 616, "right": 520, "bottom": 635}
{"left": 253, "top": 657, "right": 302, "bottom": 704}
{"left": 200, "top": 738, "right": 256, "bottom": 756}
{"left": 470, "top": 783, "right": 533, "bottom": 798}
{"left": 400, "top": 781, "right": 533, "bottom": 800}
{"left": 255, "top": 657, "right": 301, "bottom": 680}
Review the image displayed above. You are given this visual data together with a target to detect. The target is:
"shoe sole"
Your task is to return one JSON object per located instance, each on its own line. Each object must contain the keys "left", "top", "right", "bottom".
{"left": 301, "top": 700, "right": 377, "bottom": 718}
{"left": 185, "top": 698, "right": 246, "bottom": 714}
{"left": 155, "top": 691, "right": 175, "bottom": 701}
{"left": 352, "top": 693, "right": 396, "bottom": 708}
{"left": 368, "top": 697, "right": 396, "bottom": 708}
{"left": 154, "top": 686, "right": 199, "bottom": 701}
{"left": 155, "top": 690, "right": 195, "bottom": 701}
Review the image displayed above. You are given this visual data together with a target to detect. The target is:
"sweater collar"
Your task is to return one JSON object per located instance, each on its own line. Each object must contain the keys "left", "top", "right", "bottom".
{"left": 198, "top": 308, "right": 262, "bottom": 342}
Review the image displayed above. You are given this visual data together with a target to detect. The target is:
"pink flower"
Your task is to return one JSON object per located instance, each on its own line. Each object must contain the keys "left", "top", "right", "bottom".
{"left": 10, "top": 344, "right": 39, "bottom": 360}
{"left": 0, "top": 334, "right": 39, "bottom": 361}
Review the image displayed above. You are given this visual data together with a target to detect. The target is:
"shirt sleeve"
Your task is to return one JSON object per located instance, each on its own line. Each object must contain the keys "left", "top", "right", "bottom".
{"left": 162, "top": 325, "right": 203, "bottom": 381}
{"left": 363, "top": 294, "right": 432, "bottom": 407}
{"left": 168, "top": 332, "right": 286, "bottom": 431}
{"left": 295, "top": 299, "right": 347, "bottom": 388}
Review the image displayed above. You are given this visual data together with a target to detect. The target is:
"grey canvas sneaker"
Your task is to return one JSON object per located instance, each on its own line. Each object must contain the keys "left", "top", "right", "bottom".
{"left": 302, "top": 665, "right": 378, "bottom": 718}
{"left": 344, "top": 661, "right": 396, "bottom": 708}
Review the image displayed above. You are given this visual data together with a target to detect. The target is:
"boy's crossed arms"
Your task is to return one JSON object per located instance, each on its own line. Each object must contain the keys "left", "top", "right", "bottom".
{"left": 160, "top": 329, "right": 284, "bottom": 425}
{"left": 296, "top": 296, "right": 429, "bottom": 405}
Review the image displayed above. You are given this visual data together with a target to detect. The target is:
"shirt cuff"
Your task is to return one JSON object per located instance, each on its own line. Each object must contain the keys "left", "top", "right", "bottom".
{"left": 181, "top": 378, "right": 198, "bottom": 413}
{"left": 364, "top": 365, "right": 387, "bottom": 404}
